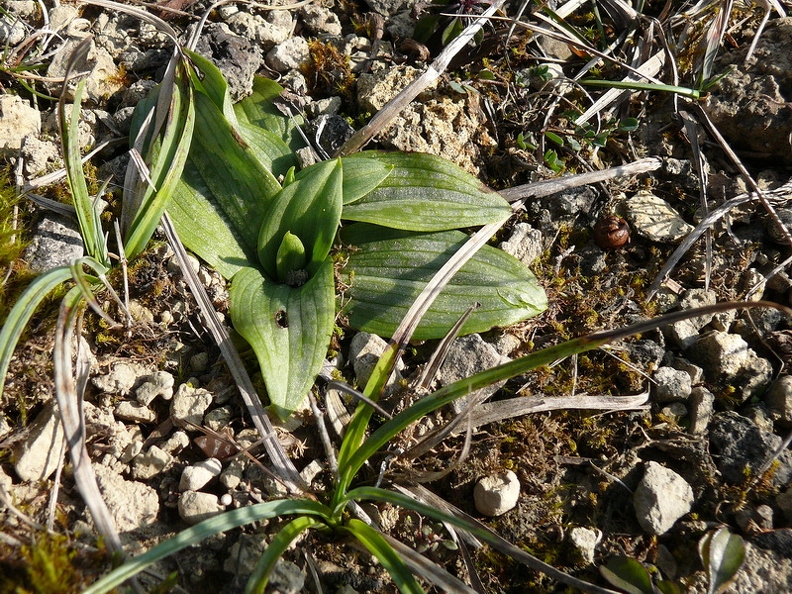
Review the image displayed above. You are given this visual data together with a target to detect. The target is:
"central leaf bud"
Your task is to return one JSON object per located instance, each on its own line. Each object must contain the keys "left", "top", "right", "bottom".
{"left": 276, "top": 231, "right": 308, "bottom": 286}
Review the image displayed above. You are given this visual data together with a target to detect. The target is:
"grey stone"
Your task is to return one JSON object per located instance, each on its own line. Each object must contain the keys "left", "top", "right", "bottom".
{"left": 666, "top": 289, "right": 717, "bottom": 348}
{"left": 13, "top": 401, "right": 65, "bottom": 482}
{"left": 114, "top": 400, "right": 157, "bottom": 423}
{"left": 23, "top": 214, "right": 84, "bottom": 274}
{"left": 220, "top": 458, "right": 246, "bottom": 490}
{"left": 0, "top": 14, "right": 27, "bottom": 45}
{"left": 189, "top": 351, "right": 209, "bottom": 372}
{"left": 178, "top": 491, "right": 225, "bottom": 525}
{"left": 499, "top": 223, "right": 544, "bottom": 266}
{"left": 437, "top": 334, "right": 508, "bottom": 413}
{"left": 667, "top": 356, "right": 704, "bottom": 384}
{"left": 299, "top": 5, "right": 342, "bottom": 36}
{"left": 659, "top": 402, "right": 688, "bottom": 421}
{"left": 135, "top": 371, "right": 175, "bottom": 405}
{"left": 349, "top": 332, "right": 403, "bottom": 388}
{"left": 160, "top": 430, "right": 190, "bottom": 455}
{"left": 266, "top": 36, "right": 310, "bottom": 72}
{"left": 736, "top": 505, "right": 774, "bottom": 532}
{"left": 179, "top": 458, "right": 223, "bottom": 492}
{"left": 703, "top": 19, "right": 792, "bottom": 164}
{"left": 474, "top": 470, "right": 520, "bottom": 516}
{"left": 725, "top": 539, "right": 792, "bottom": 593}
{"left": 20, "top": 136, "right": 60, "bottom": 177}
{"left": 131, "top": 445, "right": 172, "bottom": 480}
{"left": 0, "top": 94, "right": 40, "bottom": 154}
{"left": 127, "top": 300, "right": 154, "bottom": 325}
{"left": 653, "top": 366, "right": 692, "bottom": 402}
{"left": 688, "top": 331, "right": 772, "bottom": 400}
{"left": 269, "top": 559, "right": 306, "bottom": 594}
{"left": 568, "top": 527, "right": 601, "bottom": 564}
{"left": 625, "top": 190, "right": 693, "bottom": 243}
{"left": 47, "top": 37, "right": 124, "bottom": 103}
{"left": 226, "top": 11, "right": 293, "bottom": 49}
{"left": 224, "top": 533, "right": 268, "bottom": 574}
{"left": 193, "top": 22, "right": 264, "bottom": 101}
{"left": 204, "top": 406, "right": 233, "bottom": 432}
{"left": 765, "top": 375, "right": 792, "bottom": 426}
{"left": 776, "top": 491, "right": 792, "bottom": 523}
{"left": 633, "top": 462, "right": 694, "bottom": 535}
{"left": 170, "top": 382, "right": 214, "bottom": 428}
{"left": 709, "top": 411, "right": 790, "bottom": 484}
{"left": 688, "top": 386, "right": 715, "bottom": 435}
{"left": 364, "top": 0, "right": 410, "bottom": 16}
{"left": 93, "top": 464, "right": 158, "bottom": 532}
{"left": 92, "top": 362, "right": 149, "bottom": 395}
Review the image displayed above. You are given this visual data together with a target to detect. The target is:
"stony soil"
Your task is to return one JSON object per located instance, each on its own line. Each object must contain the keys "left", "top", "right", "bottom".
{"left": 2, "top": 1, "right": 792, "bottom": 593}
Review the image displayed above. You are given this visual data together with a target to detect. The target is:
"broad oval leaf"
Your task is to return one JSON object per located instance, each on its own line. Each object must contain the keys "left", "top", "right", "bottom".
{"left": 699, "top": 528, "right": 745, "bottom": 594}
{"left": 229, "top": 261, "right": 335, "bottom": 419}
{"left": 169, "top": 90, "right": 282, "bottom": 278}
{"left": 599, "top": 556, "right": 655, "bottom": 594}
{"left": 234, "top": 77, "right": 305, "bottom": 154}
{"left": 340, "top": 151, "right": 511, "bottom": 231}
{"left": 338, "top": 153, "right": 394, "bottom": 205}
{"left": 339, "top": 224, "right": 547, "bottom": 341}
{"left": 257, "top": 159, "right": 343, "bottom": 280}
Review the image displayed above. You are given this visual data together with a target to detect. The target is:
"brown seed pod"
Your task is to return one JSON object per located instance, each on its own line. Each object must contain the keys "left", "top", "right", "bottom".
{"left": 593, "top": 215, "right": 630, "bottom": 249}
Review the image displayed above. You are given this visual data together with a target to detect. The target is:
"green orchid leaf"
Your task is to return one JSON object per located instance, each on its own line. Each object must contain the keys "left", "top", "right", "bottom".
{"left": 339, "top": 224, "right": 547, "bottom": 340}
{"left": 338, "top": 153, "right": 394, "bottom": 204}
{"left": 257, "top": 159, "right": 343, "bottom": 280}
{"left": 599, "top": 556, "right": 655, "bottom": 594}
{"left": 229, "top": 261, "right": 335, "bottom": 419}
{"left": 168, "top": 90, "right": 281, "bottom": 278}
{"left": 183, "top": 48, "right": 236, "bottom": 124}
{"left": 234, "top": 76, "right": 305, "bottom": 154}
{"left": 340, "top": 151, "right": 511, "bottom": 231}
{"left": 236, "top": 121, "right": 298, "bottom": 180}
{"left": 699, "top": 528, "right": 745, "bottom": 594}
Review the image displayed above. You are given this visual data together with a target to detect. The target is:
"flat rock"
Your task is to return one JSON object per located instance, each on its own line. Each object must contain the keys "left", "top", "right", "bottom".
{"left": 170, "top": 382, "right": 214, "bottom": 428}
{"left": 23, "top": 214, "right": 84, "bottom": 274}
{"left": 474, "top": 470, "right": 520, "bottom": 516}
{"left": 114, "top": 400, "right": 157, "bottom": 423}
{"left": 179, "top": 458, "right": 223, "bottom": 492}
{"left": 266, "top": 36, "right": 310, "bottom": 73}
{"left": 499, "top": 223, "right": 544, "bottom": 266}
{"left": 437, "top": 334, "right": 508, "bottom": 413}
{"left": 0, "top": 94, "right": 40, "bottom": 154}
{"left": 704, "top": 18, "right": 792, "bottom": 164}
{"left": 633, "top": 462, "right": 694, "bottom": 535}
{"left": 709, "top": 411, "right": 792, "bottom": 485}
{"left": 131, "top": 445, "right": 173, "bottom": 480}
{"left": 625, "top": 190, "right": 693, "bottom": 243}
{"left": 764, "top": 375, "right": 792, "bottom": 426}
{"left": 653, "top": 366, "right": 692, "bottom": 402}
{"left": 568, "top": 527, "right": 601, "bottom": 564}
{"left": 178, "top": 491, "right": 225, "bottom": 525}
{"left": 135, "top": 371, "right": 175, "bottom": 406}
{"left": 687, "top": 331, "right": 772, "bottom": 400}
{"left": 13, "top": 401, "right": 65, "bottom": 482}
{"left": 94, "top": 464, "right": 158, "bottom": 533}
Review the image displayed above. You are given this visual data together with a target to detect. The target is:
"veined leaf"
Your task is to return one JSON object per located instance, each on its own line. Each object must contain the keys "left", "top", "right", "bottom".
{"left": 234, "top": 77, "right": 305, "bottom": 154}
{"left": 236, "top": 121, "right": 298, "bottom": 180}
{"left": 257, "top": 159, "right": 343, "bottom": 279}
{"left": 341, "top": 151, "right": 511, "bottom": 231}
{"left": 169, "top": 90, "right": 281, "bottom": 277}
{"left": 167, "top": 163, "right": 255, "bottom": 279}
{"left": 599, "top": 557, "right": 654, "bottom": 594}
{"left": 183, "top": 48, "right": 237, "bottom": 124}
{"left": 339, "top": 224, "right": 547, "bottom": 340}
{"left": 699, "top": 528, "right": 745, "bottom": 594}
{"left": 338, "top": 153, "right": 394, "bottom": 204}
{"left": 229, "top": 261, "right": 335, "bottom": 419}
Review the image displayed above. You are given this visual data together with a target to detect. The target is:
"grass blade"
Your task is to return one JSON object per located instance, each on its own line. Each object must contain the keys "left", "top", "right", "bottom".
{"left": 342, "top": 519, "right": 425, "bottom": 594}
{"left": 83, "top": 498, "right": 330, "bottom": 594}
{"left": 0, "top": 266, "right": 72, "bottom": 397}
{"left": 245, "top": 516, "right": 324, "bottom": 594}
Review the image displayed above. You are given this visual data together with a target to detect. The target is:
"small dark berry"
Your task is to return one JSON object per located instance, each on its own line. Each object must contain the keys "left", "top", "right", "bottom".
{"left": 593, "top": 215, "right": 630, "bottom": 249}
